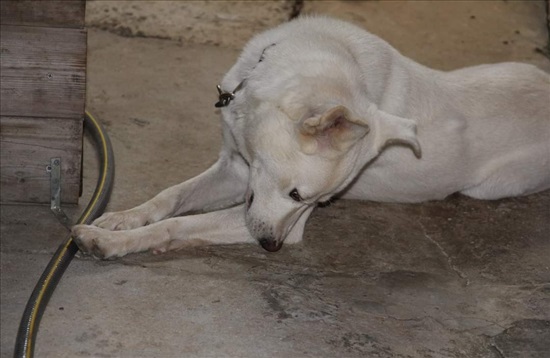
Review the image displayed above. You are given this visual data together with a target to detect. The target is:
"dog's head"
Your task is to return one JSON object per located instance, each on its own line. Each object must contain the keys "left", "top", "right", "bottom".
{"left": 221, "top": 40, "right": 421, "bottom": 251}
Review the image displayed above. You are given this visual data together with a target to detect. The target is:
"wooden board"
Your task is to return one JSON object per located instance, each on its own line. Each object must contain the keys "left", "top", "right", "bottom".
{"left": 1, "top": 1, "right": 86, "bottom": 205}
{"left": 1, "top": 116, "right": 83, "bottom": 204}
{"left": 0, "top": 25, "right": 87, "bottom": 119}
{"left": 0, "top": 0, "right": 85, "bottom": 28}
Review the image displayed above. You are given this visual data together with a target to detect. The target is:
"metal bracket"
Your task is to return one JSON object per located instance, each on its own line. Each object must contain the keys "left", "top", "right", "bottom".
{"left": 47, "top": 158, "right": 72, "bottom": 229}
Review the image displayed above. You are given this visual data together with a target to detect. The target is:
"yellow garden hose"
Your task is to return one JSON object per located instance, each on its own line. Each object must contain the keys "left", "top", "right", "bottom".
{"left": 14, "top": 111, "right": 115, "bottom": 358}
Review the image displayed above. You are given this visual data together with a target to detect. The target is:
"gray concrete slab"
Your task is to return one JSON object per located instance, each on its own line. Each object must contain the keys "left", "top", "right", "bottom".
{"left": 2, "top": 2, "right": 550, "bottom": 357}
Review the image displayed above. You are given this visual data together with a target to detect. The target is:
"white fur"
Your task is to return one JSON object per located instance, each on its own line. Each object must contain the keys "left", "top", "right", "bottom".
{"left": 73, "top": 17, "right": 550, "bottom": 258}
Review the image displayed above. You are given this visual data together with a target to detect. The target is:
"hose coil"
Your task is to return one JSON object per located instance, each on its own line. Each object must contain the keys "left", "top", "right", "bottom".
{"left": 14, "top": 111, "right": 115, "bottom": 358}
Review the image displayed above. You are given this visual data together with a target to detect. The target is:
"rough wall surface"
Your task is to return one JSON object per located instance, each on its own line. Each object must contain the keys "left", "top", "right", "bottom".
{"left": 86, "top": 0, "right": 549, "bottom": 70}
{"left": 86, "top": 0, "right": 294, "bottom": 47}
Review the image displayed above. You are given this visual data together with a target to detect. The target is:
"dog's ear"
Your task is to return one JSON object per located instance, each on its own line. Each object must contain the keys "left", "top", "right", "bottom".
{"left": 372, "top": 108, "right": 422, "bottom": 158}
{"left": 298, "top": 105, "right": 370, "bottom": 154}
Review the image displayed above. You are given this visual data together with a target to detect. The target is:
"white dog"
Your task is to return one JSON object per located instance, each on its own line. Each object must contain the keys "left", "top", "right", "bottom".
{"left": 73, "top": 17, "right": 550, "bottom": 258}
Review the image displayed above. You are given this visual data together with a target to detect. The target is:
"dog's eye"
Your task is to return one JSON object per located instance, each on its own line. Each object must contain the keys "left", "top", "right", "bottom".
{"left": 289, "top": 188, "right": 303, "bottom": 202}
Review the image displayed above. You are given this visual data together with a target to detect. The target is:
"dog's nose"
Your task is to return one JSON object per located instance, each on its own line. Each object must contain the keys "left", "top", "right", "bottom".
{"left": 259, "top": 238, "right": 283, "bottom": 252}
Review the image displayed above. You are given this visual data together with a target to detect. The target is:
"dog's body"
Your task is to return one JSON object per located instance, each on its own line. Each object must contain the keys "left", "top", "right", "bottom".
{"left": 73, "top": 17, "right": 550, "bottom": 258}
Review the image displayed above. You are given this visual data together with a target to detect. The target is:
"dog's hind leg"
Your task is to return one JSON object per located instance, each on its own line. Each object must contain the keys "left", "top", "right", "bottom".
{"left": 92, "top": 151, "right": 249, "bottom": 231}
{"left": 73, "top": 205, "right": 255, "bottom": 259}
{"left": 460, "top": 144, "right": 550, "bottom": 200}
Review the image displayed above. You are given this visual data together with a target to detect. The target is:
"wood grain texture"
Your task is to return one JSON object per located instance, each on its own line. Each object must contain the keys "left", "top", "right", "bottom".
{"left": 0, "top": 0, "right": 85, "bottom": 28}
{"left": 1, "top": 116, "right": 83, "bottom": 204}
{"left": 0, "top": 25, "right": 87, "bottom": 118}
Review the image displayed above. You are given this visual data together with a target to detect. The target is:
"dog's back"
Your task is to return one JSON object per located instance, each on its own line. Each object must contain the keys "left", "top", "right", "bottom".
{"left": 446, "top": 63, "right": 550, "bottom": 199}
{"left": 224, "top": 17, "right": 550, "bottom": 202}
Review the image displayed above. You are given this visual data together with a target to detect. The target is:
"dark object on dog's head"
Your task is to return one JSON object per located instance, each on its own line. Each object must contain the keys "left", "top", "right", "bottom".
{"left": 259, "top": 43, "right": 276, "bottom": 62}
{"left": 215, "top": 44, "right": 276, "bottom": 108}
{"left": 215, "top": 85, "right": 235, "bottom": 108}
{"left": 215, "top": 80, "right": 245, "bottom": 108}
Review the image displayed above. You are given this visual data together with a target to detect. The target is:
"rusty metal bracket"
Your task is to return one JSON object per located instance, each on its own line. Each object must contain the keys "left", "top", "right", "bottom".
{"left": 47, "top": 158, "right": 72, "bottom": 229}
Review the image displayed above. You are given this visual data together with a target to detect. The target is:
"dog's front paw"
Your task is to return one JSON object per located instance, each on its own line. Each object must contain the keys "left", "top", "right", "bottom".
{"left": 92, "top": 209, "right": 150, "bottom": 231}
{"left": 72, "top": 225, "right": 128, "bottom": 259}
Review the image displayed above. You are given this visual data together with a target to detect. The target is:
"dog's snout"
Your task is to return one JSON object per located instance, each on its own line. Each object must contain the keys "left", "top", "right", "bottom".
{"left": 247, "top": 191, "right": 254, "bottom": 210}
{"left": 259, "top": 237, "right": 282, "bottom": 252}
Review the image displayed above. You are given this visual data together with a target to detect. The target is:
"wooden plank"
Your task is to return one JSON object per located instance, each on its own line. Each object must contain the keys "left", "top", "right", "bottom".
{"left": 1, "top": 116, "right": 83, "bottom": 204}
{"left": 0, "top": 25, "right": 87, "bottom": 118}
{"left": 0, "top": 1, "right": 85, "bottom": 28}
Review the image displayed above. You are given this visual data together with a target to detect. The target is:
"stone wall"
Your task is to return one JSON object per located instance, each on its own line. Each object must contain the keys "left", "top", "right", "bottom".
{"left": 86, "top": 0, "right": 549, "bottom": 70}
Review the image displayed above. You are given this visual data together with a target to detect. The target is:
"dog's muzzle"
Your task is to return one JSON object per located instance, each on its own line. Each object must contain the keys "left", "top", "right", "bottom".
{"left": 259, "top": 238, "right": 283, "bottom": 252}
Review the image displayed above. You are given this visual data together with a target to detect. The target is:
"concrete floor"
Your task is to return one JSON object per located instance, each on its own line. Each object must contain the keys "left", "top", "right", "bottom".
{"left": 2, "top": 2, "right": 550, "bottom": 357}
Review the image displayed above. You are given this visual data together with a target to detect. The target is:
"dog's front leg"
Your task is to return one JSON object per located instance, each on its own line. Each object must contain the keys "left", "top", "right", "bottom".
{"left": 73, "top": 205, "right": 254, "bottom": 259}
{"left": 92, "top": 152, "right": 249, "bottom": 231}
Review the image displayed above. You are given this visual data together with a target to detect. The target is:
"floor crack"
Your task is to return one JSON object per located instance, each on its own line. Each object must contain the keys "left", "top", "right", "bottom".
{"left": 490, "top": 342, "right": 506, "bottom": 358}
{"left": 418, "top": 221, "right": 470, "bottom": 286}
